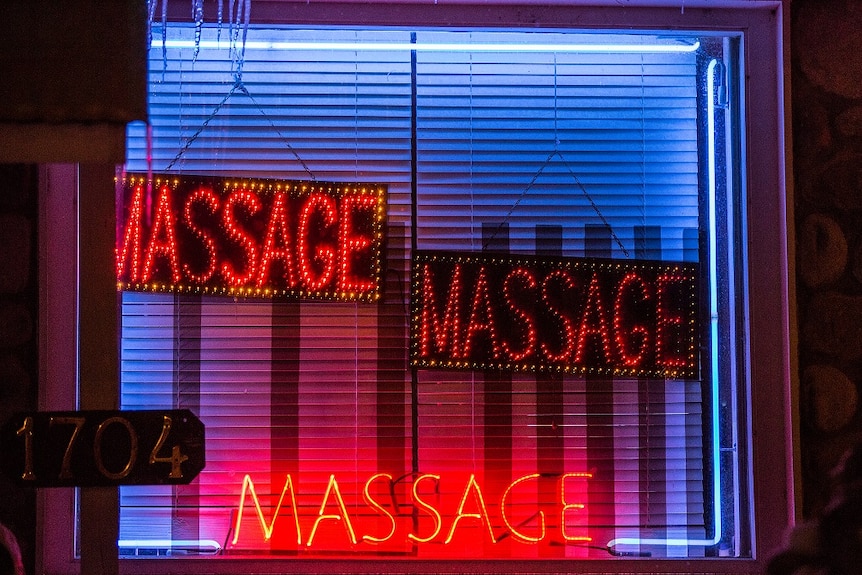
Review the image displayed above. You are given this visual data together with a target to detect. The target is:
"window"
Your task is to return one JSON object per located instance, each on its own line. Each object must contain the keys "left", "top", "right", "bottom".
{"left": 40, "top": 2, "right": 792, "bottom": 574}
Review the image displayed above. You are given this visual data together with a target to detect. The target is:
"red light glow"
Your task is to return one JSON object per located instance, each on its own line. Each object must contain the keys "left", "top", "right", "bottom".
{"left": 229, "top": 471, "right": 591, "bottom": 553}
{"left": 412, "top": 251, "right": 699, "bottom": 379}
{"left": 116, "top": 175, "right": 386, "bottom": 302}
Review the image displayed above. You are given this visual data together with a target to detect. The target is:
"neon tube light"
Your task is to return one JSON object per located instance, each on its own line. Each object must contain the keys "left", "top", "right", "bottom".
{"left": 118, "top": 539, "right": 222, "bottom": 555}
{"left": 607, "top": 58, "right": 724, "bottom": 553}
{"left": 151, "top": 39, "right": 700, "bottom": 54}
{"left": 229, "top": 472, "right": 591, "bottom": 548}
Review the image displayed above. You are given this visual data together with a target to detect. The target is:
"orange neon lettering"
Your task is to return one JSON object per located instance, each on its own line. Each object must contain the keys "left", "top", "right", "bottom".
{"left": 361, "top": 473, "right": 396, "bottom": 544}
{"left": 500, "top": 473, "right": 545, "bottom": 544}
{"left": 407, "top": 473, "right": 442, "bottom": 543}
{"left": 307, "top": 474, "right": 358, "bottom": 547}
{"left": 560, "top": 472, "right": 592, "bottom": 542}
{"left": 232, "top": 474, "right": 301, "bottom": 545}
{"left": 444, "top": 474, "right": 497, "bottom": 544}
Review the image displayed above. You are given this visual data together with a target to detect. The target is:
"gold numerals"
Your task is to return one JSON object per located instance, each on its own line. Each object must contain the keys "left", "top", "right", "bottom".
{"left": 149, "top": 415, "right": 190, "bottom": 479}
{"left": 7, "top": 410, "right": 203, "bottom": 486}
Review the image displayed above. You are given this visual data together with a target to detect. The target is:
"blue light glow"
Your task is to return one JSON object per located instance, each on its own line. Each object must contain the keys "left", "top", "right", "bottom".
{"left": 118, "top": 539, "right": 222, "bottom": 555}
{"left": 606, "top": 58, "right": 724, "bottom": 553}
{"left": 151, "top": 39, "right": 700, "bottom": 53}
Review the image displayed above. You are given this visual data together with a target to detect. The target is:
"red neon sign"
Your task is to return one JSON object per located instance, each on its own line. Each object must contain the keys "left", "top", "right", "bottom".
{"left": 229, "top": 471, "right": 592, "bottom": 554}
{"left": 411, "top": 251, "right": 699, "bottom": 379}
{"left": 116, "top": 175, "right": 386, "bottom": 301}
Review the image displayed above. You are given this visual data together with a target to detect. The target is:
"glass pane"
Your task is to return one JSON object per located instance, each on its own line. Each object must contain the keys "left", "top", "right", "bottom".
{"left": 115, "top": 23, "right": 747, "bottom": 561}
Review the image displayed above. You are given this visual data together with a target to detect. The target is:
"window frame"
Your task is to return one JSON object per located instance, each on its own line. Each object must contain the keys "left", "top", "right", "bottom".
{"left": 38, "top": 1, "right": 794, "bottom": 574}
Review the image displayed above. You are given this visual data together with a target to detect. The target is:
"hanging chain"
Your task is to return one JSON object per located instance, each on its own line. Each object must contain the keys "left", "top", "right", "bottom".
{"left": 165, "top": 80, "right": 316, "bottom": 181}
{"left": 482, "top": 52, "right": 628, "bottom": 257}
{"left": 482, "top": 149, "right": 629, "bottom": 258}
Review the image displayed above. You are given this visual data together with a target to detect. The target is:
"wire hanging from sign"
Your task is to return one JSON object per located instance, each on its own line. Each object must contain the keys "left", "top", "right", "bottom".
{"left": 482, "top": 149, "right": 630, "bottom": 258}
{"left": 163, "top": 79, "right": 315, "bottom": 181}
{"left": 481, "top": 51, "right": 629, "bottom": 257}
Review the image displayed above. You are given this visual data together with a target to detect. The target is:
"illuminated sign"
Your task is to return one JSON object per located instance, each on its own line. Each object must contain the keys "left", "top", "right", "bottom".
{"left": 116, "top": 175, "right": 386, "bottom": 301}
{"left": 229, "top": 471, "right": 593, "bottom": 552}
{"left": 0, "top": 410, "right": 205, "bottom": 487}
{"left": 412, "top": 251, "right": 699, "bottom": 379}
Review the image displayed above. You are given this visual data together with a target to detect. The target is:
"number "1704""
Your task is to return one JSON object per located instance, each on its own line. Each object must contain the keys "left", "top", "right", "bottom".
{"left": 1, "top": 409, "right": 205, "bottom": 487}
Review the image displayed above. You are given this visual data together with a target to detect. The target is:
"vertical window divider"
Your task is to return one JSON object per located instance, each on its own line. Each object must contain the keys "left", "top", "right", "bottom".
{"left": 409, "top": 29, "right": 420, "bottom": 485}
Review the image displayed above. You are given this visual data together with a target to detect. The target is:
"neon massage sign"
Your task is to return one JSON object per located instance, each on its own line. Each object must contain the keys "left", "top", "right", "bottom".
{"left": 116, "top": 174, "right": 386, "bottom": 301}
{"left": 228, "top": 471, "right": 595, "bottom": 556}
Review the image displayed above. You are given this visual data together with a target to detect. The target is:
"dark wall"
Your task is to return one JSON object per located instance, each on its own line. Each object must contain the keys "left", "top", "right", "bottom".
{"left": 0, "top": 1, "right": 146, "bottom": 163}
{"left": 0, "top": 164, "right": 38, "bottom": 575}
{"left": 0, "top": 1, "right": 146, "bottom": 125}
{"left": 792, "top": 0, "right": 862, "bottom": 517}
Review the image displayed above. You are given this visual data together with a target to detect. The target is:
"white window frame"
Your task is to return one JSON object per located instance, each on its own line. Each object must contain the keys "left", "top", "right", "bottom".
{"left": 38, "top": 1, "right": 794, "bottom": 574}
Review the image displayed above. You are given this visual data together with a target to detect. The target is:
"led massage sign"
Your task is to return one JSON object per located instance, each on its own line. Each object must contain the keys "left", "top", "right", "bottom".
{"left": 412, "top": 251, "right": 700, "bottom": 379}
{"left": 116, "top": 175, "right": 386, "bottom": 301}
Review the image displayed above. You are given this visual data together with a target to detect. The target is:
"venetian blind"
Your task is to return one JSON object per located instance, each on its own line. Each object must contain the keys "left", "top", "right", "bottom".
{"left": 119, "top": 23, "right": 711, "bottom": 559}
{"left": 411, "top": 30, "right": 706, "bottom": 558}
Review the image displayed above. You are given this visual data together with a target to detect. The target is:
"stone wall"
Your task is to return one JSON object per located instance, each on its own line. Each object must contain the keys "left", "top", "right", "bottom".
{"left": 793, "top": 0, "right": 862, "bottom": 516}
{"left": 0, "top": 164, "right": 38, "bottom": 575}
